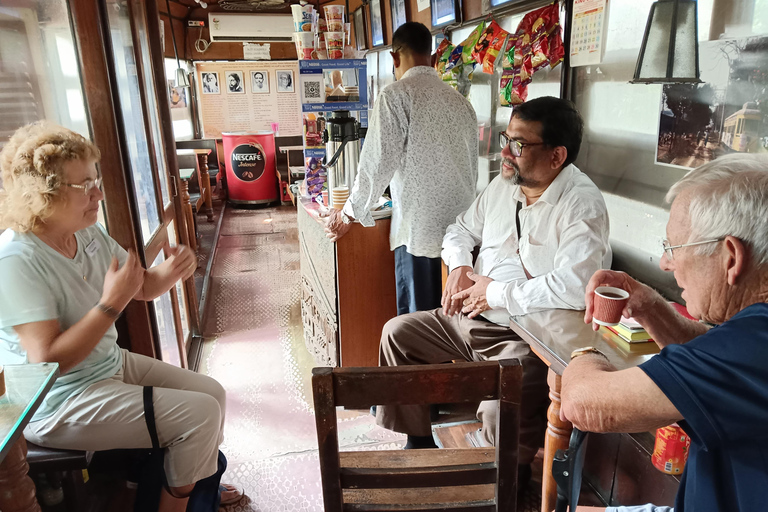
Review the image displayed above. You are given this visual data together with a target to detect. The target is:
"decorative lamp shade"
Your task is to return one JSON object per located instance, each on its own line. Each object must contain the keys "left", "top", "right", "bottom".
{"left": 632, "top": 0, "right": 701, "bottom": 84}
{"left": 176, "top": 68, "right": 190, "bottom": 88}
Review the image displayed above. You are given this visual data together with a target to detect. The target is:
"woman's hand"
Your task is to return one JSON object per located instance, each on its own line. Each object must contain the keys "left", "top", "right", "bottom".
{"left": 165, "top": 245, "right": 197, "bottom": 282}
{"left": 101, "top": 251, "right": 145, "bottom": 311}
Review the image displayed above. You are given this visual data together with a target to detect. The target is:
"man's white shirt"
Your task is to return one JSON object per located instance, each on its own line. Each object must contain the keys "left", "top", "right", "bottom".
{"left": 343, "top": 66, "right": 478, "bottom": 258}
{"left": 441, "top": 165, "right": 612, "bottom": 325}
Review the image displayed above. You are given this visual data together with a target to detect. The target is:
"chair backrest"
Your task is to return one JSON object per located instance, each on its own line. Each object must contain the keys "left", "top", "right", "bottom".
{"left": 312, "top": 359, "right": 522, "bottom": 512}
{"left": 175, "top": 139, "right": 219, "bottom": 175}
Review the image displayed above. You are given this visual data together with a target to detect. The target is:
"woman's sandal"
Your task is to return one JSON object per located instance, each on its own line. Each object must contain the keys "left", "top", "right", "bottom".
{"left": 219, "top": 484, "right": 245, "bottom": 506}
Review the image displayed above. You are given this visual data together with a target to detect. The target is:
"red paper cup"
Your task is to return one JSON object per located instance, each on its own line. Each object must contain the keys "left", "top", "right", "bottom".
{"left": 593, "top": 286, "right": 630, "bottom": 326}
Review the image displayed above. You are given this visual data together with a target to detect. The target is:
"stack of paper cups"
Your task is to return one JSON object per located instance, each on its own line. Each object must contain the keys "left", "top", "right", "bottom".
{"left": 331, "top": 186, "right": 349, "bottom": 209}
{"left": 323, "top": 5, "right": 345, "bottom": 32}
{"left": 291, "top": 4, "right": 315, "bottom": 32}
{"left": 325, "top": 31, "right": 345, "bottom": 59}
{"left": 294, "top": 32, "right": 315, "bottom": 60}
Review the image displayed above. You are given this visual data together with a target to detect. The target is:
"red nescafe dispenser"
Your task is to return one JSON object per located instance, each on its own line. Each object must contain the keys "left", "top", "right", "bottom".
{"left": 222, "top": 131, "right": 278, "bottom": 205}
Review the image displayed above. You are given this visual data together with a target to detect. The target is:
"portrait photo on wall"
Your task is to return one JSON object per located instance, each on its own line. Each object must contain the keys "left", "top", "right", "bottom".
{"left": 201, "top": 72, "right": 220, "bottom": 94}
{"left": 656, "top": 36, "right": 768, "bottom": 170}
{"left": 276, "top": 70, "right": 295, "bottom": 93}
{"left": 370, "top": 0, "right": 384, "bottom": 47}
{"left": 226, "top": 71, "right": 245, "bottom": 93}
{"left": 353, "top": 7, "right": 367, "bottom": 51}
{"left": 251, "top": 70, "right": 270, "bottom": 94}
{"left": 168, "top": 80, "right": 187, "bottom": 108}
{"left": 431, "top": 0, "right": 460, "bottom": 28}
{"left": 390, "top": 0, "right": 407, "bottom": 33}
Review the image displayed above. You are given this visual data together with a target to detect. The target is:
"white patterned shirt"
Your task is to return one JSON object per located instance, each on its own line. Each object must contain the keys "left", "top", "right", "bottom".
{"left": 342, "top": 66, "right": 478, "bottom": 258}
{"left": 441, "top": 165, "right": 612, "bottom": 325}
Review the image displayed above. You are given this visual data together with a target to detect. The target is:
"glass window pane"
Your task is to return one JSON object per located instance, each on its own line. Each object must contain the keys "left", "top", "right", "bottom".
{"left": 151, "top": 251, "right": 181, "bottom": 367}
{"left": 133, "top": 9, "right": 170, "bottom": 207}
{"left": 105, "top": 0, "right": 161, "bottom": 243}
{"left": 166, "top": 220, "right": 190, "bottom": 342}
{"left": 0, "top": 1, "right": 89, "bottom": 149}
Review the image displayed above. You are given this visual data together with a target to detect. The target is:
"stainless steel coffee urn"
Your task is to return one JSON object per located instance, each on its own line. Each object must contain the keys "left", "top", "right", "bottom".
{"left": 324, "top": 111, "right": 365, "bottom": 209}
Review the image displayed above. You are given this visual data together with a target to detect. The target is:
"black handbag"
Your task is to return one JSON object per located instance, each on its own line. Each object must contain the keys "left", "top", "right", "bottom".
{"left": 134, "top": 386, "right": 227, "bottom": 512}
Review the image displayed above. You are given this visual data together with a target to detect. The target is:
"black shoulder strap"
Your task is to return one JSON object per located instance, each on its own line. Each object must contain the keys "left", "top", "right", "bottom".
{"left": 515, "top": 200, "right": 523, "bottom": 245}
{"left": 143, "top": 386, "right": 161, "bottom": 450}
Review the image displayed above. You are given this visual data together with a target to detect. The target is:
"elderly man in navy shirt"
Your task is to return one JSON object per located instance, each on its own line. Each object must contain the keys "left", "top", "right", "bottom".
{"left": 562, "top": 154, "right": 768, "bottom": 512}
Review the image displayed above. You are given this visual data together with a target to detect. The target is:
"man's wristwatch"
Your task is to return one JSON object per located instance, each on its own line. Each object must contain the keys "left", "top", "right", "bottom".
{"left": 570, "top": 346, "right": 608, "bottom": 361}
{"left": 341, "top": 212, "right": 352, "bottom": 225}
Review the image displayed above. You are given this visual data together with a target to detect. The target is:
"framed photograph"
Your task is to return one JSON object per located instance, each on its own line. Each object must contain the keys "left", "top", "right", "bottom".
{"left": 225, "top": 71, "right": 244, "bottom": 93}
{"left": 201, "top": 72, "right": 220, "bottom": 94}
{"left": 430, "top": 0, "right": 460, "bottom": 28}
{"left": 168, "top": 80, "right": 187, "bottom": 108}
{"left": 390, "top": 0, "right": 407, "bottom": 33}
{"left": 353, "top": 7, "right": 367, "bottom": 51}
{"left": 276, "top": 70, "right": 295, "bottom": 93}
{"left": 250, "top": 70, "right": 270, "bottom": 94}
{"left": 369, "top": 0, "right": 384, "bottom": 47}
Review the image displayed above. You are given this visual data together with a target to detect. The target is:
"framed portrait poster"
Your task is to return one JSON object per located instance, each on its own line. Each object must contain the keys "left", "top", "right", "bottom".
{"left": 390, "top": 0, "right": 407, "bottom": 33}
{"left": 276, "top": 70, "right": 295, "bottom": 93}
{"left": 201, "top": 72, "right": 220, "bottom": 94}
{"left": 353, "top": 7, "right": 367, "bottom": 51}
{"left": 225, "top": 70, "right": 245, "bottom": 93}
{"left": 369, "top": 0, "right": 385, "bottom": 47}
{"left": 431, "top": 0, "right": 460, "bottom": 28}
{"left": 250, "top": 70, "right": 269, "bottom": 94}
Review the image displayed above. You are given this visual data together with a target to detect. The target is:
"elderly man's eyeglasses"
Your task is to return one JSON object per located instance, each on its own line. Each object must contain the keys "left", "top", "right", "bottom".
{"left": 661, "top": 238, "right": 724, "bottom": 260}
{"left": 65, "top": 177, "right": 102, "bottom": 196}
{"left": 499, "top": 132, "right": 546, "bottom": 157}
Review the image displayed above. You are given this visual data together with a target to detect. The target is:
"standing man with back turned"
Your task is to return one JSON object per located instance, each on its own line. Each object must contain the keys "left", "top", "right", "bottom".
{"left": 324, "top": 22, "right": 478, "bottom": 315}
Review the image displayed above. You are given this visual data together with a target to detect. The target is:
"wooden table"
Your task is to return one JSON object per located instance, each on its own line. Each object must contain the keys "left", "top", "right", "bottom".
{"left": 177, "top": 148, "right": 213, "bottom": 222}
{"left": 0, "top": 363, "right": 59, "bottom": 512}
{"left": 508, "top": 309, "right": 659, "bottom": 512}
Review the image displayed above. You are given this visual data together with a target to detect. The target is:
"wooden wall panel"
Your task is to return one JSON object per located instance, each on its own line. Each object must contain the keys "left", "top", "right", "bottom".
{"left": 406, "top": 0, "right": 432, "bottom": 30}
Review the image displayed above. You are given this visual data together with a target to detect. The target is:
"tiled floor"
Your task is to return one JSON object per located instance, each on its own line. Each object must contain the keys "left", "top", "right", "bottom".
{"left": 199, "top": 204, "right": 542, "bottom": 512}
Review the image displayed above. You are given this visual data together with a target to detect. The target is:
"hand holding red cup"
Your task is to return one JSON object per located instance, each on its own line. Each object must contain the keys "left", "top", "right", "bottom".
{"left": 592, "top": 286, "right": 630, "bottom": 326}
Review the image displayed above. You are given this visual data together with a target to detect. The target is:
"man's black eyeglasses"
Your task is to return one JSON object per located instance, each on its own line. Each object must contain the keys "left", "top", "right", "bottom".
{"left": 499, "top": 131, "right": 546, "bottom": 157}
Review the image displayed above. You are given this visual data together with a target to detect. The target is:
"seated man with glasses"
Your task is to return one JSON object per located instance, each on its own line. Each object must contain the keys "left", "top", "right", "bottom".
{"left": 376, "top": 96, "right": 612, "bottom": 478}
{"left": 562, "top": 154, "right": 768, "bottom": 512}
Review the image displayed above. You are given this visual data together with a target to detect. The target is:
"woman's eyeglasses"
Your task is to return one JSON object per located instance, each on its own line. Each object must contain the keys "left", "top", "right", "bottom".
{"left": 65, "top": 177, "right": 102, "bottom": 196}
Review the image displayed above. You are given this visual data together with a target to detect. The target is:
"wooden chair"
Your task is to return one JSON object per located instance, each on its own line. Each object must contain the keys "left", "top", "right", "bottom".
{"left": 312, "top": 359, "right": 523, "bottom": 512}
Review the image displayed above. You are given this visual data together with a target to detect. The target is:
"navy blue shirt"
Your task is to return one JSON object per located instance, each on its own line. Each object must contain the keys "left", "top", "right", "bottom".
{"left": 640, "top": 303, "right": 768, "bottom": 512}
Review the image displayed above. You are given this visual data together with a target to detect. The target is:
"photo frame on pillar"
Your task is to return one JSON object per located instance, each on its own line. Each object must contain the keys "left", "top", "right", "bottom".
{"left": 353, "top": 7, "right": 367, "bottom": 50}
{"left": 369, "top": 0, "right": 385, "bottom": 47}
{"left": 390, "top": 0, "right": 407, "bottom": 33}
{"left": 431, "top": 0, "right": 461, "bottom": 28}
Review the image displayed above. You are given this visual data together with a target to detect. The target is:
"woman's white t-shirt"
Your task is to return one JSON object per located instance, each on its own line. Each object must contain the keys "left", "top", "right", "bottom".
{"left": 0, "top": 224, "right": 127, "bottom": 421}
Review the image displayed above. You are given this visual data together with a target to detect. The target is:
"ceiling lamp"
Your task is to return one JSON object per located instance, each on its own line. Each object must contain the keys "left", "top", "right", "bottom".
{"left": 631, "top": 0, "right": 702, "bottom": 84}
{"left": 165, "top": 0, "right": 189, "bottom": 88}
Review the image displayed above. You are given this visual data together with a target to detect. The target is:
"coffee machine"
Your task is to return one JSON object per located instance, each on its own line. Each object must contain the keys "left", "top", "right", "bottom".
{"left": 324, "top": 110, "right": 366, "bottom": 209}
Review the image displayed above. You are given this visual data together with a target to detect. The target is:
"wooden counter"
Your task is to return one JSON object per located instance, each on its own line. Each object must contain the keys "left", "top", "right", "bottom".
{"left": 298, "top": 197, "right": 397, "bottom": 367}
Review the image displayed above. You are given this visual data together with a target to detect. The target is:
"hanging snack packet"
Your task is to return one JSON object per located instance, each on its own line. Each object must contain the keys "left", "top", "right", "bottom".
{"left": 433, "top": 38, "right": 452, "bottom": 68}
{"left": 436, "top": 41, "right": 456, "bottom": 76}
{"left": 471, "top": 20, "right": 508, "bottom": 74}
{"left": 460, "top": 21, "right": 485, "bottom": 65}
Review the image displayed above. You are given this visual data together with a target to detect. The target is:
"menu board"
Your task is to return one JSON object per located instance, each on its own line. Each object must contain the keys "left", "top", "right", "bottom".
{"left": 196, "top": 61, "right": 302, "bottom": 138}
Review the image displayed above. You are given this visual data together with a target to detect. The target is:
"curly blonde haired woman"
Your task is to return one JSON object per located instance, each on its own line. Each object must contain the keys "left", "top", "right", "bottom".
{"left": 0, "top": 122, "right": 243, "bottom": 511}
